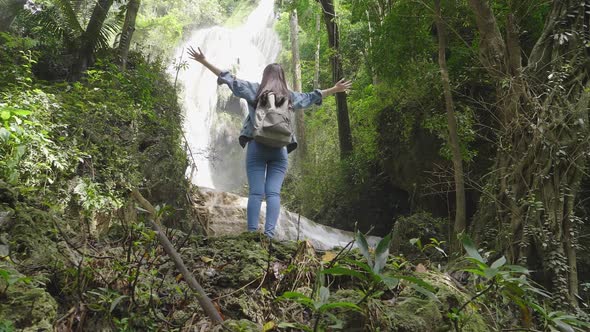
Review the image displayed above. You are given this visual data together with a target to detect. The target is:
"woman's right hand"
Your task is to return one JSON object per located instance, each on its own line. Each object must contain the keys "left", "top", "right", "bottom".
{"left": 332, "top": 78, "right": 352, "bottom": 93}
{"left": 188, "top": 46, "right": 206, "bottom": 63}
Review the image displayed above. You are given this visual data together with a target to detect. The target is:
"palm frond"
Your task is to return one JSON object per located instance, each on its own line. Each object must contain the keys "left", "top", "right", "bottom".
{"left": 95, "top": 13, "right": 122, "bottom": 51}
{"left": 19, "top": 6, "right": 79, "bottom": 43}
{"left": 52, "top": 0, "right": 83, "bottom": 34}
{"left": 12, "top": 0, "right": 83, "bottom": 47}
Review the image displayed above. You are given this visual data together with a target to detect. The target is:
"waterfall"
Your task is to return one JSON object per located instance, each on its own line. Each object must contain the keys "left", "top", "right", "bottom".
{"left": 174, "top": 0, "right": 280, "bottom": 191}
{"left": 173, "top": 0, "right": 381, "bottom": 249}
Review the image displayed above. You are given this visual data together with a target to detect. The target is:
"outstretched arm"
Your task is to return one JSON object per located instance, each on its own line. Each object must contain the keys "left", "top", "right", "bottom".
{"left": 320, "top": 78, "right": 352, "bottom": 98}
{"left": 188, "top": 46, "right": 259, "bottom": 102}
{"left": 188, "top": 46, "right": 222, "bottom": 76}
{"left": 291, "top": 78, "right": 353, "bottom": 110}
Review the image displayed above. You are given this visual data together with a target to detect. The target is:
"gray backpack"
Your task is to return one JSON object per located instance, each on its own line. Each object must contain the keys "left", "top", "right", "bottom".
{"left": 252, "top": 92, "right": 293, "bottom": 147}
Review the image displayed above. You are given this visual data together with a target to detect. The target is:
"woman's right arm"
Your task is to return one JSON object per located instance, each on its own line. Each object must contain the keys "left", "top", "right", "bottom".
{"left": 320, "top": 78, "right": 352, "bottom": 98}
{"left": 291, "top": 78, "right": 353, "bottom": 110}
{"left": 188, "top": 46, "right": 258, "bottom": 102}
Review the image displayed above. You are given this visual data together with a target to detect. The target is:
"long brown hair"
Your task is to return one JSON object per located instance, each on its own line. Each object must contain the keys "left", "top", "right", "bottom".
{"left": 255, "top": 63, "right": 290, "bottom": 107}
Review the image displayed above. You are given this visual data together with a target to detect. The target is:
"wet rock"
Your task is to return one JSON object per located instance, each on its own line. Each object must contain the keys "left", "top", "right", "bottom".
{"left": 197, "top": 188, "right": 380, "bottom": 250}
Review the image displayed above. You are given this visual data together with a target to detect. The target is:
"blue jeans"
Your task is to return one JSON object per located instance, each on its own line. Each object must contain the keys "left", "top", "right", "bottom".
{"left": 246, "top": 140, "right": 288, "bottom": 238}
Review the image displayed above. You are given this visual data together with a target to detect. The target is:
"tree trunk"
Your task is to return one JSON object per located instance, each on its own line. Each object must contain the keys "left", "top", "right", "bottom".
{"left": 0, "top": 0, "right": 26, "bottom": 32}
{"left": 317, "top": 0, "right": 353, "bottom": 158}
{"left": 434, "top": 0, "right": 466, "bottom": 255}
{"left": 469, "top": 0, "right": 590, "bottom": 306}
{"left": 118, "top": 0, "right": 140, "bottom": 70}
{"left": 313, "top": 11, "right": 321, "bottom": 90}
{"left": 71, "top": 0, "right": 114, "bottom": 81}
{"left": 290, "top": 10, "right": 306, "bottom": 161}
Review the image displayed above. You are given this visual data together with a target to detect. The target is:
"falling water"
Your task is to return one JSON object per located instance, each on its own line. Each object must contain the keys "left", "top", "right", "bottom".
{"left": 173, "top": 0, "right": 381, "bottom": 249}
{"left": 174, "top": 0, "right": 280, "bottom": 191}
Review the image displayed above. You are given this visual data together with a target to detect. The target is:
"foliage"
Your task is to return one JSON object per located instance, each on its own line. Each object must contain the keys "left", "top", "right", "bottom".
{"left": 0, "top": 268, "right": 31, "bottom": 296}
{"left": 323, "top": 231, "right": 436, "bottom": 302}
{"left": 456, "top": 236, "right": 590, "bottom": 332}
{"left": 279, "top": 286, "right": 361, "bottom": 331}
{"left": 13, "top": 0, "right": 122, "bottom": 53}
{"left": 0, "top": 31, "right": 189, "bottom": 329}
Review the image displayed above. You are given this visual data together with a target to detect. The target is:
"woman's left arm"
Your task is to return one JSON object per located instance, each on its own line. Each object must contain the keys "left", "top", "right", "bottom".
{"left": 188, "top": 46, "right": 258, "bottom": 102}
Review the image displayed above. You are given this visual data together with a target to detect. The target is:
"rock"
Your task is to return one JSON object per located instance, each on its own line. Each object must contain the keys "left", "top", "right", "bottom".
{"left": 0, "top": 263, "right": 58, "bottom": 331}
{"left": 197, "top": 188, "right": 381, "bottom": 250}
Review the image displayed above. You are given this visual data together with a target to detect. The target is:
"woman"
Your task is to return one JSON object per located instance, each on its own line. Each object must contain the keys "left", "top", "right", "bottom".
{"left": 188, "top": 46, "right": 351, "bottom": 238}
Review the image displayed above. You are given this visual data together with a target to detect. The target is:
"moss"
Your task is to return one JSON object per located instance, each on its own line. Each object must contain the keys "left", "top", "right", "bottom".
{"left": 390, "top": 297, "right": 443, "bottom": 331}
{"left": 187, "top": 233, "right": 297, "bottom": 288}
{"left": 2, "top": 204, "right": 64, "bottom": 272}
{"left": 213, "top": 319, "right": 261, "bottom": 332}
{"left": 0, "top": 263, "right": 57, "bottom": 332}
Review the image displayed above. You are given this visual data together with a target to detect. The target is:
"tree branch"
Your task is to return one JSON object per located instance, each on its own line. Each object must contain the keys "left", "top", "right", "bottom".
{"left": 130, "top": 189, "right": 224, "bottom": 324}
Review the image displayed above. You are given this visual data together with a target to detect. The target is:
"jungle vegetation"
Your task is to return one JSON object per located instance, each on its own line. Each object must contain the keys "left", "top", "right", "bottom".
{"left": 0, "top": 0, "right": 589, "bottom": 331}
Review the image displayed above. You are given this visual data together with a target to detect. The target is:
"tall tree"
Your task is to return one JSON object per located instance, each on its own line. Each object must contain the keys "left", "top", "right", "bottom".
{"left": 118, "top": 0, "right": 141, "bottom": 70}
{"left": 433, "top": 0, "right": 466, "bottom": 254}
{"left": 290, "top": 9, "right": 307, "bottom": 160}
{"left": 317, "top": 0, "right": 353, "bottom": 158}
{"left": 71, "top": 0, "right": 114, "bottom": 80}
{"left": 313, "top": 10, "right": 321, "bottom": 90}
{"left": 0, "top": 0, "right": 26, "bottom": 31}
{"left": 469, "top": 0, "right": 590, "bottom": 306}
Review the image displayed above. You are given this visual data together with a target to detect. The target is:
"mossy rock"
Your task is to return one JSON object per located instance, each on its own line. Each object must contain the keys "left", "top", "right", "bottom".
{"left": 0, "top": 263, "right": 57, "bottom": 331}
{"left": 1, "top": 204, "right": 63, "bottom": 271}
{"left": 185, "top": 233, "right": 297, "bottom": 288}
{"left": 390, "top": 297, "right": 444, "bottom": 331}
{"left": 212, "top": 319, "right": 261, "bottom": 332}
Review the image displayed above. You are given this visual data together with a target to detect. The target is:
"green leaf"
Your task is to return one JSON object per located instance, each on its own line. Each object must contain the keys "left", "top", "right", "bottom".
{"left": 280, "top": 292, "right": 314, "bottom": 308}
{"left": 355, "top": 231, "right": 373, "bottom": 268}
{"left": 0, "top": 269, "right": 10, "bottom": 281}
{"left": 280, "top": 291, "right": 308, "bottom": 299}
{"left": 398, "top": 275, "right": 436, "bottom": 292}
{"left": 10, "top": 109, "right": 31, "bottom": 116}
{"left": 278, "top": 322, "right": 312, "bottom": 331}
{"left": 373, "top": 233, "right": 391, "bottom": 274}
{"left": 462, "top": 268, "right": 486, "bottom": 277}
{"left": 322, "top": 267, "right": 368, "bottom": 281}
{"left": 0, "top": 128, "right": 10, "bottom": 141}
{"left": 461, "top": 236, "right": 486, "bottom": 264}
{"left": 483, "top": 267, "right": 499, "bottom": 279}
{"left": 319, "top": 286, "right": 330, "bottom": 305}
{"left": 410, "top": 284, "right": 437, "bottom": 300}
{"left": 381, "top": 275, "right": 400, "bottom": 290}
{"left": 504, "top": 264, "right": 530, "bottom": 274}
{"left": 490, "top": 256, "right": 506, "bottom": 269}
{"left": 262, "top": 321, "right": 276, "bottom": 332}
{"left": 109, "top": 295, "right": 128, "bottom": 313}
{"left": 554, "top": 320, "right": 575, "bottom": 332}
{"left": 0, "top": 111, "right": 10, "bottom": 120}
{"left": 319, "top": 301, "right": 362, "bottom": 313}
{"left": 343, "top": 258, "right": 373, "bottom": 274}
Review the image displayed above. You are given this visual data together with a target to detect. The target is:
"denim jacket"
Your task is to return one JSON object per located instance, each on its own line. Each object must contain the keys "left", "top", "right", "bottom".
{"left": 217, "top": 70, "right": 323, "bottom": 153}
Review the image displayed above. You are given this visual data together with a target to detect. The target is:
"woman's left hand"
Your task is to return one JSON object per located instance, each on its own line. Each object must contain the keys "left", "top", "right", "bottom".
{"left": 188, "top": 46, "right": 206, "bottom": 63}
